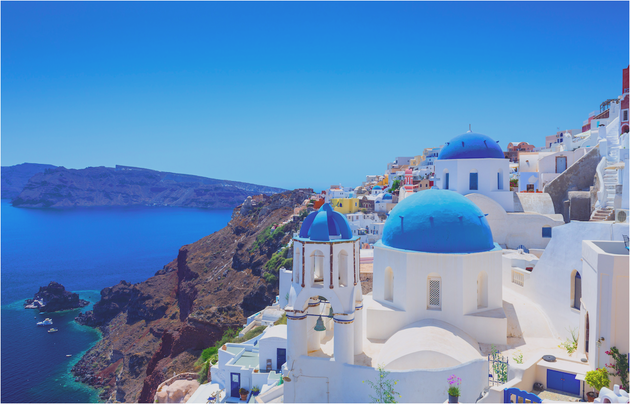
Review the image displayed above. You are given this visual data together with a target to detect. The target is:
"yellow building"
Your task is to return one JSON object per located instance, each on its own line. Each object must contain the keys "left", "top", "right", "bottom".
{"left": 331, "top": 198, "right": 361, "bottom": 214}
{"left": 409, "top": 154, "right": 425, "bottom": 166}
{"left": 377, "top": 175, "right": 388, "bottom": 187}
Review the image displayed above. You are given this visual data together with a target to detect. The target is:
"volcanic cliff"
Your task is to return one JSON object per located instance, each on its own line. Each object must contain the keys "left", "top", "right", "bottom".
{"left": 72, "top": 189, "right": 310, "bottom": 402}
{"left": 11, "top": 165, "right": 284, "bottom": 209}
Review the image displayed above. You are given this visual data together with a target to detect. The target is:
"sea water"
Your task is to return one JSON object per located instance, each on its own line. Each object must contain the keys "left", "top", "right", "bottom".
{"left": 1, "top": 200, "right": 232, "bottom": 402}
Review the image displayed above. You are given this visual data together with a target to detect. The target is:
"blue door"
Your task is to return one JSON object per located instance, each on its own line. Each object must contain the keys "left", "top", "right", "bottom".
{"left": 277, "top": 348, "right": 286, "bottom": 370}
{"left": 230, "top": 373, "right": 240, "bottom": 398}
{"left": 547, "top": 370, "right": 580, "bottom": 395}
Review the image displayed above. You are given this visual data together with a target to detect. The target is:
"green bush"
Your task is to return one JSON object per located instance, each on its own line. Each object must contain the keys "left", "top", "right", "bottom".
{"left": 585, "top": 368, "right": 610, "bottom": 392}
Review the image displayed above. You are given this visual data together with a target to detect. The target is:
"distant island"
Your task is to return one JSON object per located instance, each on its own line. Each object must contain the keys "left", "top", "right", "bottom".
{"left": 24, "top": 282, "right": 89, "bottom": 312}
{"left": 1, "top": 163, "right": 57, "bottom": 199}
{"left": 3, "top": 164, "right": 285, "bottom": 209}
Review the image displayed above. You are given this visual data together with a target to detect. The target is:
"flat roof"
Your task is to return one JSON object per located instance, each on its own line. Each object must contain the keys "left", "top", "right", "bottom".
{"left": 234, "top": 351, "right": 259, "bottom": 368}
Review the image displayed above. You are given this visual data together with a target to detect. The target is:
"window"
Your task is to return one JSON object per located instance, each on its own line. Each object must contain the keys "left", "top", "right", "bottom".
{"left": 384, "top": 267, "right": 394, "bottom": 302}
{"left": 497, "top": 170, "right": 503, "bottom": 190}
{"left": 469, "top": 172, "right": 478, "bottom": 190}
{"left": 542, "top": 226, "right": 552, "bottom": 238}
{"left": 477, "top": 271, "right": 488, "bottom": 309}
{"left": 444, "top": 172, "right": 450, "bottom": 190}
{"left": 295, "top": 249, "right": 301, "bottom": 284}
{"left": 572, "top": 271, "right": 582, "bottom": 310}
{"left": 427, "top": 276, "right": 441, "bottom": 309}
{"left": 338, "top": 251, "right": 348, "bottom": 287}
{"left": 623, "top": 109, "right": 629, "bottom": 122}
{"left": 311, "top": 250, "right": 324, "bottom": 285}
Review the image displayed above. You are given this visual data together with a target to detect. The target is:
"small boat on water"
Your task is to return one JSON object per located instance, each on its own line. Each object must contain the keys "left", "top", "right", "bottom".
{"left": 37, "top": 318, "right": 53, "bottom": 326}
{"left": 48, "top": 328, "right": 59, "bottom": 333}
{"left": 66, "top": 354, "right": 72, "bottom": 357}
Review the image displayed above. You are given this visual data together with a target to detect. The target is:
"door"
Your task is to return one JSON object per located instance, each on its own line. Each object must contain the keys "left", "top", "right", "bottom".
{"left": 556, "top": 156, "right": 567, "bottom": 173}
{"left": 573, "top": 273, "right": 581, "bottom": 309}
{"left": 547, "top": 370, "right": 580, "bottom": 395}
{"left": 230, "top": 373, "right": 240, "bottom": 398}
{"left": 277, "top": 348, "right": 286, "bottom": 370}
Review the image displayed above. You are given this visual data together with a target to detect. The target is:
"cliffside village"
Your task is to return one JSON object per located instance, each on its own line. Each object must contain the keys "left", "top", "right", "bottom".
{"left": 155, "top": 67, "right": 630, "bottom": 404}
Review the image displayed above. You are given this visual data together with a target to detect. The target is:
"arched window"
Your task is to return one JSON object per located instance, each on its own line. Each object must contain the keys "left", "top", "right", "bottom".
{"left": 384, "top": 267, "right": 394, "bottom": 302}
{"left": 469, "top": 170, "right": 478, "bottom": 191}
{"left": 571, "top": 270, "right": 581, "bottom": 309}
{"left": 338, "top": 250, "right": 348, "bottom": 287}
{"left": 443, "top": 170, "right": 450, "bottom": 190}
{"left": 427, "top": 275, "right": 441, "bottom": 310}
{"left": 295, "top": 248, "right": 301, "bottom": 284}
{"left": 477, "top": 271, "right": 488, "bottom": 309}
{"left": 311, "top": 250, "right": 324, "bottom": 285}
{"left": 497, "top": 169, "right": 503, "bottom": 190}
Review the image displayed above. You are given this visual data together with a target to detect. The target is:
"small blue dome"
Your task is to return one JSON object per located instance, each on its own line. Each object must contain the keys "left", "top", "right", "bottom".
{"left": 381, "top": 189, "right": 495, "bottom": 253}
{"left": 299, "top": 203, "right": 353, "bottom": 241}
{"left": 373, "top": 185, "right": 382, "bottom": 190}
{"left": 382, "top": 193, "right": 393, "bottom": 200}
{"left": 438, "top": 132, "right": 504, "bottom": 160}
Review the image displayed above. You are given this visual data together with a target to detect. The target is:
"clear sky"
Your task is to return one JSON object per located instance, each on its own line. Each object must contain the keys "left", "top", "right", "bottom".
{"left": 2, "top": 1, "right": 628, "bottom": 191}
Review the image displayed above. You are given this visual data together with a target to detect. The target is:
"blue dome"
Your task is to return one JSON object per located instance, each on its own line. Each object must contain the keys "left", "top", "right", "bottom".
{"left": 373, "top": 185, "right": 382, "bottom": 190}
{"left": 299, "top": 203, "right": 353, "bottom": 241}
{"left": 382, "top": 193, "right": 393, "bottom": 200}
{"left": 438, "top": 132, "right": 504, "bottom": 160}
{"left": 381, "top": 189, "right": 495, "bottom": 253}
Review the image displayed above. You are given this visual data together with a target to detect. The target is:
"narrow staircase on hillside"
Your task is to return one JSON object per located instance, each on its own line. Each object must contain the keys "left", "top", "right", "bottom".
{"left": 590, "top": 128, "right": 622, "bottom": 221}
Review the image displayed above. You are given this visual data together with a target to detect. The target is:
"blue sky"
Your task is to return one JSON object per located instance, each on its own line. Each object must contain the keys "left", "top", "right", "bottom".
{"left": 2, "top": 1, "right": 628, "bottom": 191}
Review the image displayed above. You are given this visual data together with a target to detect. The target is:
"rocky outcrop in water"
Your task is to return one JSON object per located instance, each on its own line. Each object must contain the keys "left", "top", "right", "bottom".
{"left": 72, "top": 189, "right": 311, "bottom": 402}
{"left": 24, "top": 281, "right": 89, "bottom": 312}
{"left": 11, "top": 165, "right": 285, "bottom": 209}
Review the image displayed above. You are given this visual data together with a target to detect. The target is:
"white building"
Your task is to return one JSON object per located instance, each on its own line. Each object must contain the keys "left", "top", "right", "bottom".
{"left": 279, "top": 191, "right": 506, "bottom": 403}
{"left": 324, "top": 185, "right": 354, "bottom": 203}
{"left": 518, "top": 148, "right": 589, "bottom": 192}
{"left": 577, "top": 240, "right": 629, "bottom": 374}
{"left": 434, "top": 131, "right": 514, "bottom": 212}
{"left": 346, "top": 212, "right": 382, "bottom": 244}
{"left": 208, "top": 326, "right": 286, "bottom": 402}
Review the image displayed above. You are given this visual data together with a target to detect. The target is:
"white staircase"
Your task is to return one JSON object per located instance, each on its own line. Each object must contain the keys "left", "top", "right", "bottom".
{"left": 606, "top": 125, "right": 621, "bottom": 163}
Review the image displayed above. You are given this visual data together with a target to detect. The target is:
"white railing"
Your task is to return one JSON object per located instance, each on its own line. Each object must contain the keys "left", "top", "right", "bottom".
{"left": 595, "top": 155, "right": 608, "bottom": 209}
{"left": 511, "top": 270, "right": 524, "bottom": 287}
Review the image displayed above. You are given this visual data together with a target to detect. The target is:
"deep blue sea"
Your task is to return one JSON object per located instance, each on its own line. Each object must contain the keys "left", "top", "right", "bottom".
{"left": 1, "top": 200, "right": 232, "bottom": 403}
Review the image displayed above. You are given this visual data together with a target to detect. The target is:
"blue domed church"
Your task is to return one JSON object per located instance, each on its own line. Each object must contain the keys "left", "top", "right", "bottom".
{"left": 281, "top": 192, "right": 507, "bottom": 403}
{"left": 434, "top": 131, "right": 514, "bottom": 212}
{"left": 366, "top": 188, "right": 507, "bottom": 346}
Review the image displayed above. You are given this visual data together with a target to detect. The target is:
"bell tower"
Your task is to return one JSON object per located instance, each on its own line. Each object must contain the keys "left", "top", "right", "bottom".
{"left": 284, "top": 203, "right": 363, "bottom": 368}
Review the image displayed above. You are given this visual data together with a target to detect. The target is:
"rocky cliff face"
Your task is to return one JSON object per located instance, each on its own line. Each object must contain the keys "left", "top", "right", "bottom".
{"left": 24, "top": 281, "right": 89, "bottom": 312}
{"left": 72, "top": 189, "right": 310, "bottom": 402}
{"left": 11, "top": 165, "right": 285, "bottom": 209}
{"left": 1, "top": 163, "right": 57, "bottom": 199}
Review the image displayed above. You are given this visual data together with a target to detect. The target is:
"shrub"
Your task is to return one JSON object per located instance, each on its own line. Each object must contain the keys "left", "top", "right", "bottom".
{"left": 585, "top": 368, "right": 610, "bottom": 392}
{"left": 275, "top": 313, "right": 287, "bottom": 325}
{"left": 363, "top": 365, "right": 400, "bottom": 403}
{"left": 604, "top": 347, "right": 629, "bottom": 391}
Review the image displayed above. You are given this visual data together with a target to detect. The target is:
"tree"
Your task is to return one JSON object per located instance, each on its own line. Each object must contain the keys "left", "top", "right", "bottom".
{"left": 390, "top": 180, "right": 401, "bottom": 192}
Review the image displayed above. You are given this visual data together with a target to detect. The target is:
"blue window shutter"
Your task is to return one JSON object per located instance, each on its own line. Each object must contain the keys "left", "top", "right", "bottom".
{"left": 470, "top": 173, "right": 478, "bottom": 190}
{"left": 542, "top": 227, "right": 552, "bottom": 238}
{"left": 445, "top": 173, "right": 449, "bottom": 190}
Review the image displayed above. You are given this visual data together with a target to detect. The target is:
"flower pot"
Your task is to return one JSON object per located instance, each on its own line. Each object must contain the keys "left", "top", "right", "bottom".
{"left": 448, "top": 394, "right": 459, "bottom": 403}
{"left": 586, "top": 391, "right": 598, "bottom": 402}
{"left": 252, "top": 391, "right": 260, "bottom": 397}
{"left": 240, "top": 393, "right": 248, "bottom": 401}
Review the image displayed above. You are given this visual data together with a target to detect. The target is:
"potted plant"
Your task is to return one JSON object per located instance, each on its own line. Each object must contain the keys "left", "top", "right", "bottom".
{"left": 251, "top": 386, "right": 260, "bottom": 397}
{"left": 447, "top": 374, "right": 461, "bottom": 403}
{"left": 585, "top": 368, "right": 610, "bottom": 402}
{"left": 239, "top": 388, "right": 249, "bottom": 401}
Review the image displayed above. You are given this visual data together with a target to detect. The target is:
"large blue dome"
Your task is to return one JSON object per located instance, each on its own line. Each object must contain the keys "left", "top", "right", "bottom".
{"left": 381, "top": 189, "right": 496, "bottom": 253}
{"left": 299, "top": 203, "right": 353, "bottom": 241}
{"left": 438, "top": 132, "right": 504, "bottom": 160}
